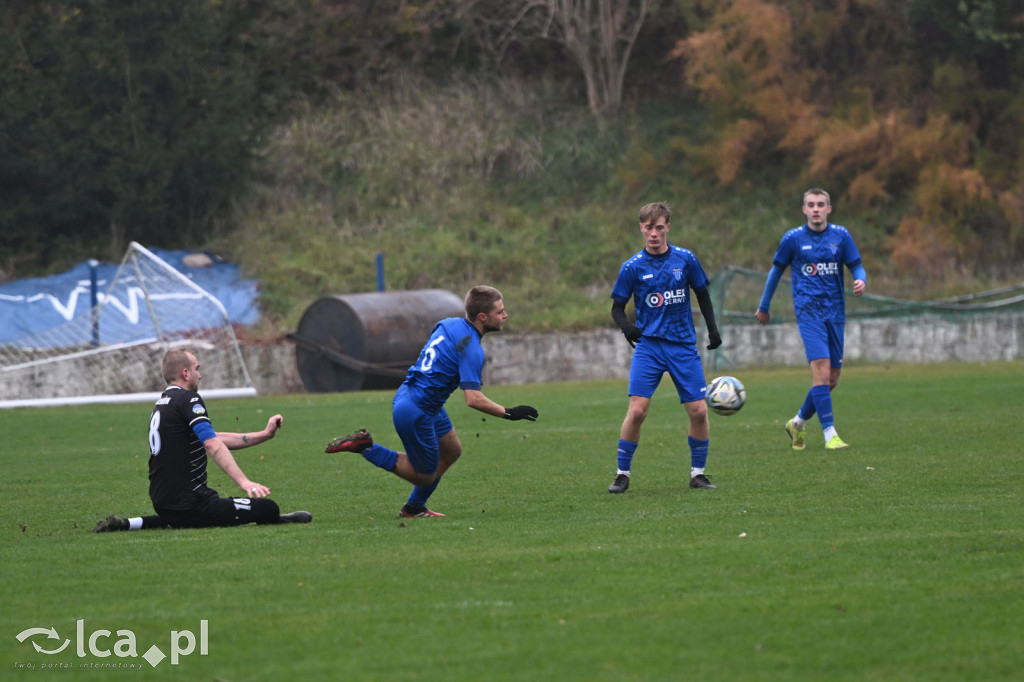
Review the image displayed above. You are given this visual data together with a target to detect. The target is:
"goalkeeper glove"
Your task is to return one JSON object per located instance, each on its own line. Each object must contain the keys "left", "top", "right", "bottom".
{"left": 621, "top": 324, "right": 642, "bottom": 347}
{"left": 707, "top": 329, "right": 722, "bottom": 350}
{"left": 504, "top": 405, "right": 539, "bottom": 421}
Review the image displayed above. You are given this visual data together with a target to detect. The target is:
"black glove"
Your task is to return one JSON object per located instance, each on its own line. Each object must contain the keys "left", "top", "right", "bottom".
{"left": 621, "top": 324, "right": 642, "bottom": 347}
{"left": 504, "top": 405, "right": 539, "bottom": 421}
{"left": 707, "top": 329, "right": 722, "bottom": 350}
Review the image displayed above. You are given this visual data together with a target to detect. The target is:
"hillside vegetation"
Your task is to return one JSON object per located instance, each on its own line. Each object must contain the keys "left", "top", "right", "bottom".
{"left": 3, "top": 1, "right": 1021, "bottom": 334}
{"left": 216, "top": 74, "right": 1016, "bottom": 335}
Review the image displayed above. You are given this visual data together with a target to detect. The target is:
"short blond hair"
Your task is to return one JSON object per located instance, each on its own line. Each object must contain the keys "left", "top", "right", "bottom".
{"left": 803, "top": 188, "right": 831, "bottom": 205}
{"left": 639, "top": 202, "right": 671, "bottom": 223}
{"left": 161, "top": 348, "right": 195, "bottom": 384}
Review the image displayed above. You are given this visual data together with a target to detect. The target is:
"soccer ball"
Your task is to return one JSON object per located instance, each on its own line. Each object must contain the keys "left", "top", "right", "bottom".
{"left": 706, "top": 376, "right": 746, "bottom": 416}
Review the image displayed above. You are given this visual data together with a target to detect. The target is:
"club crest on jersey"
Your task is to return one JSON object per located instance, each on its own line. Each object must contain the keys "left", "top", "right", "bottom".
{"left": 192, "top": 404, "right": 207, "bottom": 415}
{"left": 645, "top": 289, "right": 687, "bottom": 307}
{"left": 673, "top": 268, "right": 683, "bottom": 282}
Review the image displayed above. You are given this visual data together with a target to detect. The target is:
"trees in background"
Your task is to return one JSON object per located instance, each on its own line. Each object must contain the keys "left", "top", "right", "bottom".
{"left": 1, "top": 0, "right": 1021, "bottom": 279}
{"left": 455, "top": 0, "right": 654, "bottom": 115}
{"left": 671, "top": 0, "right": 1024, "bottom": 276}
{"left": 0, "top": 0, "right": 321, "bottom": 270}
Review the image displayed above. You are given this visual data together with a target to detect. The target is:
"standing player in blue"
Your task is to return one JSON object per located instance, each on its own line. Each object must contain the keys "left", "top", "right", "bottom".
{"left": 607, "top": 201, "right": 723, "bottom": 494}
{"left": 325, "top": 285, "right": 539, "bottom": 517}
{"left": 755, "top": 188, "right": 867, "bottom": 450}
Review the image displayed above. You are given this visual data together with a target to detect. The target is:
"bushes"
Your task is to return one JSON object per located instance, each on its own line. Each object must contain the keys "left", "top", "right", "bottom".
{"left": 0, "top": 0, "right": 319, "bottom": 272}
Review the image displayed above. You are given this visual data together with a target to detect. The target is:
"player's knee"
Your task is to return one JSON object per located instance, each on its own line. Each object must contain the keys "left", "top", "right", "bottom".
{"left": 250, "top": 497, "right": 282, "bottom": 525}
{"left": 412, "top": 471, "right": 440, "bottom": 487}
{"left": 626, "top": 405, "right": 648, "bottom": 425}
{"left": 441, "top": 443, "right": 462, "bottom": 463}
{"left": 255, "top": 497, "right": 280, "bottom": 520}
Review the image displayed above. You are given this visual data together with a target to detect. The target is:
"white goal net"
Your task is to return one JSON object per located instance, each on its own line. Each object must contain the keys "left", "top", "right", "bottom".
{"left": 0, "top": 242, "right": 256, "bottom": 408}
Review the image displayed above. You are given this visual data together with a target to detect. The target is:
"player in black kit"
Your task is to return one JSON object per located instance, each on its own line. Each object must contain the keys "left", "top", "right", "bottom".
{"left": 93, "top": 348, "right": 311, "bottom": 532}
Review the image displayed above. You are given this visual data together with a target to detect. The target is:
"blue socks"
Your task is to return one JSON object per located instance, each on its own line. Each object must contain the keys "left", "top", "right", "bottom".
{"left": 798, "top": 388, "right": 818, "bottom": 421}
{"left": 688, "top": 436, "right": 709, "bottom": 469}
{"left": 362, "top": 445, "right": 439, "bottom": 507}
{"left": 809, "top": 384, "right": 834, "bottom": 428}
{"left": 619, "top": 438, "right": 709, "bottom": 470}
{"left": 362, "top": 445, "right": 441, "bottom": 508}
{"left": 361, "top": 444, "right": 398, "bottom": 472}
{"left": 617, "top": 439, "right": 638, "bottom": 473}
{"left": 407, "top": 476, "right": 441, "bottom": 508}
{"left": 616, "top": 437, "right": 710, "bottom": 477}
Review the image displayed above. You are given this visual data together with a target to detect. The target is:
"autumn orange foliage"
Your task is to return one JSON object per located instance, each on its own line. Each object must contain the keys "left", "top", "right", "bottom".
{"left": 669, "top": 0, "right": 1024, "bottom": 277}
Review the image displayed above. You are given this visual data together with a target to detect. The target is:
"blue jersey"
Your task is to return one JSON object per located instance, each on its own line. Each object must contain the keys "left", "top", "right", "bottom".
{"left": 611, "top": 245, "right": 709, "bottom": 345}
{"left": 773, "top": 223, "right": 862, "bottom": 323}
{"left": 401, "top": 317, "right": 485, "bottom": 413}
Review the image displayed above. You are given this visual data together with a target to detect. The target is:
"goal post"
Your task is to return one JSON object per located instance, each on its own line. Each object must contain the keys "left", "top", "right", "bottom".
{"left": 0, "top": 242, "right": 257, "bottom": 408}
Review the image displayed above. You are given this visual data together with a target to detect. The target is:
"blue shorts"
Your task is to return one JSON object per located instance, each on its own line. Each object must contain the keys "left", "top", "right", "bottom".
{"left": 392, "top": 384, "right": 454, "bottom": 475}
{"left": 798, "top": 318, "right": 845, "bottom": 367}
{"left": 628, "top": 336, "right": 707, "bottom": 403}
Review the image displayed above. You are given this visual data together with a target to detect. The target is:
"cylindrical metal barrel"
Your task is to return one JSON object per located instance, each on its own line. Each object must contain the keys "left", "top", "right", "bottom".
{"left": 293, "top": 289, "right": 464, "bottom": 393}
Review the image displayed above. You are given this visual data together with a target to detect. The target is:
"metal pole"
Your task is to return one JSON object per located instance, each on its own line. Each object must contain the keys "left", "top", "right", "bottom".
{"left": 89, "top": 259, "right": 100, "bottom": 347}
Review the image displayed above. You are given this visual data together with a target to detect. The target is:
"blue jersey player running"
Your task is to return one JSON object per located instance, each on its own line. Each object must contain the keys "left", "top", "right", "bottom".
{"left": 755, "top": 188, "right": 867, "bottom": 450}
{"left": 607, "top": 202, "right": 723, "bottom": 494}
{"left": 325, "top": 286, "right": 539, "bottom": 518}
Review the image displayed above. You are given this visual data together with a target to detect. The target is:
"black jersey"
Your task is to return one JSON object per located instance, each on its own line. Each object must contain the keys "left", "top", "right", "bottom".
{"left": 147, "top": 385, "right": 217, "bottom": 511}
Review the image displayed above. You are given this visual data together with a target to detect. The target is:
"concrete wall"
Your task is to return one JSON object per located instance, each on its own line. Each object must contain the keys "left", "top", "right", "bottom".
{"left": 3, "top": 314, "right": 1020, "bottom": 402}
{"left": 245, "top": 312, "right": 1024, "bottom": 394}
{"left": 717, "top": 313, "right": 1024, "bottom": 369}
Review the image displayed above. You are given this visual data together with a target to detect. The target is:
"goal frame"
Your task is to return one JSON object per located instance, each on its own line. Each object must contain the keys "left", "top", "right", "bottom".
{"left": 0, "top": 242, "right": 257, "bottom": 409}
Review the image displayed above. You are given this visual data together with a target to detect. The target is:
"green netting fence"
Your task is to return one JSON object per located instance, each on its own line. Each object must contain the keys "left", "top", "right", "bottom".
{"left": 705, "top": 266, "right": 1024, "bottom": 372}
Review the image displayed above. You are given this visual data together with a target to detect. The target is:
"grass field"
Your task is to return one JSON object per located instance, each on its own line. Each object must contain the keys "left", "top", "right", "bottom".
{"left": 2, "top": 362, "right": 1023, "bottom": 681}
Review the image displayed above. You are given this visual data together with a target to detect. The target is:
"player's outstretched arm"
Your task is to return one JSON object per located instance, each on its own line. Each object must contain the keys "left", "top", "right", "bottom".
{"left": 205, "top": 437, "right": 270, "bottom": 498}
{"left": 463, "top": 388, "right": 507, "bottom": 418}
{"left": 463, "top": 389, "right": 538, "bottom": 421}
{"left": 217, "top": 414, "right": 283, "bottom": 450}
{"left": 504, "top": 405, "right": 538, "bottom": 421}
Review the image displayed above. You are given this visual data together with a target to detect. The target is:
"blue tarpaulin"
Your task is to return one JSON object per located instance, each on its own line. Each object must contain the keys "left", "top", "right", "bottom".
{"left": 0, "top": 247, "right": 260, "bottom": 346}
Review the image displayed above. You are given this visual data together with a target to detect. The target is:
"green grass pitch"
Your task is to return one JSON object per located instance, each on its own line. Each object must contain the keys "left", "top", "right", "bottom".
{"left": 2, "top": 362, "right": 1023, "bottom": 681}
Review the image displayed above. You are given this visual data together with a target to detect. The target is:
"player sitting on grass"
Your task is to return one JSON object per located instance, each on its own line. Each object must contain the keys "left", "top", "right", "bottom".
{"left": 93, "top": 348, "right": 311, "bottom": 532}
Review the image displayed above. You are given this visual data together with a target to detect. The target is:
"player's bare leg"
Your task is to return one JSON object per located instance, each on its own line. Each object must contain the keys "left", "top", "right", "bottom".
{"left": 609, "top": 396, "right": 651, "bottom": 493}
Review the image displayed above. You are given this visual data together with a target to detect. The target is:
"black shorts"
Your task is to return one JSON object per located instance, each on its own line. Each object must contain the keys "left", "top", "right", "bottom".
{"left": 156, "top": 495, "right": 281, "bottom": 529}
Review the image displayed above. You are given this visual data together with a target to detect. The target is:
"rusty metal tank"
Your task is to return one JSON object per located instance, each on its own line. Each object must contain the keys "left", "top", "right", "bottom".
{"left": 291, "top": 289, "right": 464, "bottom": 393}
